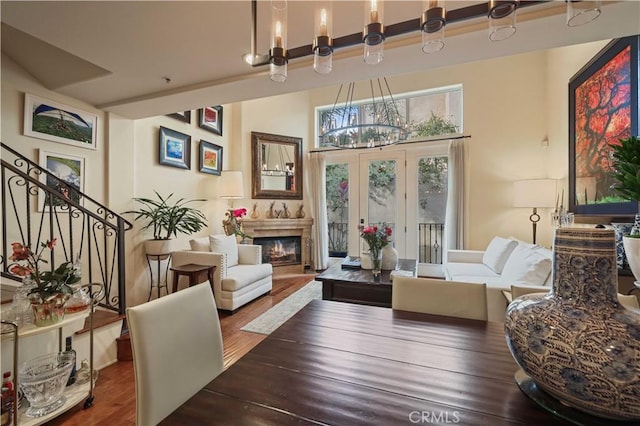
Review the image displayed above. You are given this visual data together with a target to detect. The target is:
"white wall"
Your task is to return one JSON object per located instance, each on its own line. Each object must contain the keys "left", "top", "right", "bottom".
{"left": 2, "top": 39, "right": 617, "bottom": 305}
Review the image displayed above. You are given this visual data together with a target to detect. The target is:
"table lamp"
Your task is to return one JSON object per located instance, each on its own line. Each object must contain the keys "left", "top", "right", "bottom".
{"left": 513, "top": 179, "right": 556, "bottom": 244}
{"left": 219, "top": 170, "right": 244, "bottom": 208}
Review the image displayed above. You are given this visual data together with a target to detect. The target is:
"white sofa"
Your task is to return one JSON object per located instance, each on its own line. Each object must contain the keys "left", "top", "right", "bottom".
{"left": 171, "top": 234, "right": 272, "bottom": 312}
{"left": 444, "top": 236, "right": 553, "bottom": 321}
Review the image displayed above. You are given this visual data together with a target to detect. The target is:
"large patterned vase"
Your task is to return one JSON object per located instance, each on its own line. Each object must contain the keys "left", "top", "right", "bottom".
{"left": 504, "top": 228, "right": 640, "bottom": 421}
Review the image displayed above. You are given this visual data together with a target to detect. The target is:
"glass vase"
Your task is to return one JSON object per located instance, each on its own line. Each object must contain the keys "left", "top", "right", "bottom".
{"left": 370, "top": 248, "right": 382, "bottom": 277}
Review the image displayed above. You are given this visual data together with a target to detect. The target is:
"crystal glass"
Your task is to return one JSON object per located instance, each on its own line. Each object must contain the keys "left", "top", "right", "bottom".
{"left": 19, "top": 352, "right": 75, "bottom": 417}
{"left": 65, "top": 284, "right": 91, "bottom": 314}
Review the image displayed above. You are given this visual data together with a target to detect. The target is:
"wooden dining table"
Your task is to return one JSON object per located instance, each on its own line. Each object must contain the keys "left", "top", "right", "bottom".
{"left": 161, "top": 299, "right": 569, "bottom": 425}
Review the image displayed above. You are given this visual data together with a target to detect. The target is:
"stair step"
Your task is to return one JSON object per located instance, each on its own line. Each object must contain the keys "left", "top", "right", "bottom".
{"left": 116, "top": 332, "right": 132, "bottom": 361}
{"left": 75, "top": 309, "right": 126, "bottom": 335}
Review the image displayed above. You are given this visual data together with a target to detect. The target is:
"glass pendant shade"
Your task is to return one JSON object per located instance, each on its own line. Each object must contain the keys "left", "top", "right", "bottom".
{"left": 269, "top": 1, "right": 288, "bottom": 83}
{"left": 488, "top": 0, "right": 518, "bottom": 42}
{"left": 421, "top": 0, "right": 446, "bottom": 54}
{"left": 363, "top": 0, "right": 384, "bottom": 65}
{"left": 313, "top": 5, "right": 333, "bottom": 74}
{"left": 566, "top": 0, "right": 601, "bottom": 27}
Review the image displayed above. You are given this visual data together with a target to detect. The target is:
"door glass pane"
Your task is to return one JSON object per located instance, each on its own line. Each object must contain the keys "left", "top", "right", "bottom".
{"left": 326, "top": 163, "right": 349, "bottom": 257}
{"left": 418, "top": 156, "right": 448, "bottom": 264}
{"left": 368, "top": 159, "right": 397, "bottom": 236}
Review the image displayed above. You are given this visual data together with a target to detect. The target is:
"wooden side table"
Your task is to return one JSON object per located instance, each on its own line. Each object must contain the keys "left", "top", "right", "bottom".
{"left": 170, "top": 264, "right": 216, "bottom": 293}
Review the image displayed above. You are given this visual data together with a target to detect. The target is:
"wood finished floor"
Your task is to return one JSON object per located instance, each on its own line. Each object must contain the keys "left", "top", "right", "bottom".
{"left": 45, "top": 273, "right": 316, "bottom": 426}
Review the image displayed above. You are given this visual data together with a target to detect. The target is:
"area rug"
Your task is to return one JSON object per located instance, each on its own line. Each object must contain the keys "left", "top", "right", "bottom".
{"left": 240, "top": 280, "right": 321, "bottom": 335}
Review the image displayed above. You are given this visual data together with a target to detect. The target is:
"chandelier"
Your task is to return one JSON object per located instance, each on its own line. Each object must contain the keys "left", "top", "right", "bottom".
{"left": 320, "top": 78, "right": 408, "bottom": 149}
{"left": 243, "top": 0, "right": 603, "bottom": 83}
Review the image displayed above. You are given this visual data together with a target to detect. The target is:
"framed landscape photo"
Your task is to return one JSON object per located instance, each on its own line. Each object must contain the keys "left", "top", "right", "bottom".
{"left": 199, "top": 140, "right": 223, "bottom": 175}
{"left": 159, "top": 126, "right": 191, "bottom": 169}
{"left": 38, "top": 149, "right": 85, "bottom": 211}
{"left": 198, "top": 106, "right": 223, "bottom": 135}
{"left": 569, "top": 35, "right": 639, "bottom": 217}
{"left": 167, "top": 110, "right": 191, "bottom": 123}
{"left": 24, "top": 94, "right": 98, "bottom": 150}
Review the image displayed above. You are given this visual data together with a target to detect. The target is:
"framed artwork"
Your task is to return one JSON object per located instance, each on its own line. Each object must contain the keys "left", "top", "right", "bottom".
{"left": 167, "top": 111, "right": 191, "bottom": 123}
{"left": 24, "top": 94, "right": 98, "bottom": 150}
{"left": 38, "top": 149, "right": 85, "bottom": 211}
{"left": 199, "top": 140, "right": 223, "bottom": 175}
{"left": 569, "top": 35, "right": 639, "bottom": 216}
{"left": 159, "top": 126, "right": 191, "bottom": 169}
{"left": 198, "top": 106, "right": 223, "bottom": 135}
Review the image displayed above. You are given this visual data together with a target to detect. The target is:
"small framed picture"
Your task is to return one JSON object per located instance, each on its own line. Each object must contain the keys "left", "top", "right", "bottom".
{"left": 24, "top": 93, "right": 98, "bottom": 150}
{"left": 198, "top": 106, "right": 223, "bottom": 135}
{"left": 159, "top": 126, "right": 191, "bottom": 169}
{"left": 199, "top": 140, "right": 223, "bottom": 175}
{"left": 167, "top": 111, "right": 191, "bottom": 123}
{"left": 38, "top": 149, "right": 85, "bottom": 212}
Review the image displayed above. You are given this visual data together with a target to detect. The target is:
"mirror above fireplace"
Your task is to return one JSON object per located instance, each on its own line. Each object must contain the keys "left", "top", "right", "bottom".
{"left": 251, "top": 131, "right": 303, "bottom": 200}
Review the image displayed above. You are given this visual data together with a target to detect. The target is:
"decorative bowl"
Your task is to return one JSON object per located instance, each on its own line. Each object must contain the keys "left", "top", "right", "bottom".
{"left": 19, "top": 352, "right": 75, "bottom": 417}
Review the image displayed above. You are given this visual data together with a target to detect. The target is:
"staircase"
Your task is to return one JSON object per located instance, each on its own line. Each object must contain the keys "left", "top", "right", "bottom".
{"left": 1, "top": 142, "right": 133, "bottom": 365}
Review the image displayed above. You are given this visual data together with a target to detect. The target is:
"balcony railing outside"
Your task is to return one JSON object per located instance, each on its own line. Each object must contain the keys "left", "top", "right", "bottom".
{"left": 327, "top": 221, "right": 444, "bottom": 264}
{"left": 1, "top": 143, "right": 132, "bottom": 314}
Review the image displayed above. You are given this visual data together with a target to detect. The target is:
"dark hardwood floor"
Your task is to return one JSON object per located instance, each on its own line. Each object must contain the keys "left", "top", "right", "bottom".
{"left": 45, "top": 273, "right": 316, "bottom": 426}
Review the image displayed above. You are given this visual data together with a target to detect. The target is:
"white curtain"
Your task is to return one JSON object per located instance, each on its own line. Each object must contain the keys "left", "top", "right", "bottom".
{"left": 309, "top": 151, "right": 330, "bottom": 270}
{"left": 445, "top": 139, "right": 465, "bottom": 256}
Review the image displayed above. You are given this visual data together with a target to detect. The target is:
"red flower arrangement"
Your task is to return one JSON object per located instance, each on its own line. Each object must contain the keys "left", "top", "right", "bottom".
{"left": 222, "top": 208, "right": 251, "bottom": 240}
{"left": 359, "top": 223, "right": 393, "bottom": 252}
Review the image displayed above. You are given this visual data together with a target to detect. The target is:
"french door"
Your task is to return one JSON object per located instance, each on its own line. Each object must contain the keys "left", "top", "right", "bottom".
{"left": 325, "top": 142, "right": 448, "bottom": 269}
{"left": 358, "top": 150, "right": 406, "bottom": 257}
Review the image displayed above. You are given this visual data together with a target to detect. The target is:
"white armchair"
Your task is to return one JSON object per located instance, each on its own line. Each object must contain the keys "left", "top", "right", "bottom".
{"left": 171, "top": 234, "right": 272, "bottom": 312}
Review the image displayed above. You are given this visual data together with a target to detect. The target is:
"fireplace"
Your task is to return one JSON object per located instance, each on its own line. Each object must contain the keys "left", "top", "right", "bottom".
{"left": 242, "top": 218, "right": 314, "bottom": 275}
{"left": 253, "top": 236, "right": 301, "bottom": 267}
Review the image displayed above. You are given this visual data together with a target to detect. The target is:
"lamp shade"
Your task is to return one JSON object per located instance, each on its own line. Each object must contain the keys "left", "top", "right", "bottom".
{"left": 219, "top": 170, "right": 244, "bottom": 199}
{"left": 513, "top": 179, "right": 556, "bottom": 208}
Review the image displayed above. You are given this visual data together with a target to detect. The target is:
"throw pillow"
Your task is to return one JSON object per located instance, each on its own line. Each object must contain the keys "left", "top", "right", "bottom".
{"left": 501, "top": 244, "right": 552, "bottom": 287}
{"left": 209, "top": 234, "right": 239, "bottom": 267}
{"left": 482, "top": 237, "right": 518, "bottom": 274}
{"left": 189, "top": 237, "right": 210, "bottom": 252}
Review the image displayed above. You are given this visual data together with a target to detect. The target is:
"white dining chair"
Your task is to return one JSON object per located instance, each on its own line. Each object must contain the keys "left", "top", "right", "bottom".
{"left": 392, "top": 277, "right": 488, "bottom": 321}
{"left": 127, "top": 282, "right": 224, "bottom": 426}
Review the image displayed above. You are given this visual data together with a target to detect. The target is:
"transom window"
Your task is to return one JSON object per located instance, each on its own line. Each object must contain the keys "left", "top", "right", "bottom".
{"left": 316, "top": 84, "right": 463, "bottom": 148}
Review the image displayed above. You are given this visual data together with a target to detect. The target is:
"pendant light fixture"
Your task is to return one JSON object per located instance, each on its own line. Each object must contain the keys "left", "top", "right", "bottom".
{"left": 421, "top": 0, "right": 446, "bottom": 54}
{"left": 320, "top": 78, "right": 407, "bottom": 149}
{"left": 566, "top": 0, "right": 601, "bottom": 27}
{"left": 363, "top": 0, "right": 384, "bottom": 65}
{"left": 269, "top": 1, "right": 288, "bottom": 83}
{"left": 488, "top": 0, "right": 519, "bottom": 42}
{"left": 242, "top": 0, "right": 604, "bottom": 81}
{"left": 313, "top": 4, "right": 333, "bottom": 74}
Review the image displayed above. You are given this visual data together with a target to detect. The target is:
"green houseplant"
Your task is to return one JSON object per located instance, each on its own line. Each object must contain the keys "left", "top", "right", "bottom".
{"left": 609, "top": 135, "right": 640, "bottom": 281}
{"left": 124, "top": 191, "right": 208, "bottom": 254}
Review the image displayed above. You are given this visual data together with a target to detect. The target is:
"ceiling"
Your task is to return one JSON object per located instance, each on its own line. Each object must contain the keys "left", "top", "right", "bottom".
{"left": 2, "top": 1, "right": 639, "bottom": 120}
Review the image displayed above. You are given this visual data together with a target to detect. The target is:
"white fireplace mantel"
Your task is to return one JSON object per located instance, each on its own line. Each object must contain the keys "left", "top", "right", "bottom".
{"left": 242, "top": 218, "right": 314, "bottom": 274}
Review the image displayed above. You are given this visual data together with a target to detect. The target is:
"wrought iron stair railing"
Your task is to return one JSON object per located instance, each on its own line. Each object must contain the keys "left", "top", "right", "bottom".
{"left": 1, "top": 142, "right": 132, "bottom": 314}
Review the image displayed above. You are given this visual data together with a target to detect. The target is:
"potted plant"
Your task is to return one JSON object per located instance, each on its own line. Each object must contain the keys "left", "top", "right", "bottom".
{"left": 124, "top": 191, "right": 208, "bottom": 255}
{"left": 609, "top": 135, "right": 640, "bottom": 281}
{"left": 222, "top": 207, "right": 251, "bottom": 243}
{"left": 9, "top": 238, "right": 80, "bottom": 326}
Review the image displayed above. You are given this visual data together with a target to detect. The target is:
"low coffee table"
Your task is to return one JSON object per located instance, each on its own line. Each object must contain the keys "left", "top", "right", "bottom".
{"left": 317, "top": 258, "right": 417, "bottom": 307}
